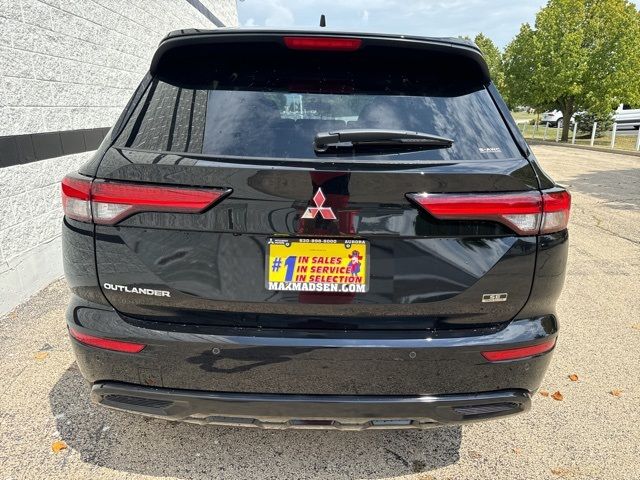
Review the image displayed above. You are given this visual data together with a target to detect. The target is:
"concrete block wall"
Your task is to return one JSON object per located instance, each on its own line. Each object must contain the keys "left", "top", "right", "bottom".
{"left": 0, "top": 0, "right": 238, "bottom": 315}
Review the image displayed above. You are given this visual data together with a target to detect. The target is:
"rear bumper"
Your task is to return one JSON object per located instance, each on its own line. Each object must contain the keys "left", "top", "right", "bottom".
{"left": 68, "top": 297, "right": 557, "bottom": 401}
{"left": 92, "top": 382, "right": 531, "bottom": 429}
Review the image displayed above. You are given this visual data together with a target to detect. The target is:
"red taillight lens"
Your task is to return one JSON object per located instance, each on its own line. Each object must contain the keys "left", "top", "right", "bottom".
{"left": 407, "top": 189, "right": 570, "bottom": 235}
{"left": 61, "top": 174, "right": 92, "bottom": 222}
{"left": 283, "top": 36, "right": 362, "bottom": 51}
{"left": 90, "top": 181, "right": 230, "bottom": 225}
{"left": 541, "top": 190, "right": 571, "bottom": 234}
{"left": 408, "top": 191, "right": 542, "bottom": 235}
{"left": 481, "top": 339, "right": 556, "bottom": 362}
{"left": 69, "top": 327, "right": 145, "bottom": 353}
{"left": 61, "top": 175, "right": 231, "bottom": 225}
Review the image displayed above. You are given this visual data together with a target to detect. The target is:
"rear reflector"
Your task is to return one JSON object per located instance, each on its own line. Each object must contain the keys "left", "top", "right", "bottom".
{"left": 481, "top": 339, "right": 556, "bottom": 362}
{"left": 61, "top": 174, "right": 231, "bottom": 225}
{"left": 407, "top": 189, "right": 570, "bottom": 235}
{"left": 69, "top": 328, "right": 145, "bottom": 353}
{"left": 283, "top": 36, "right": 362, "bottom": 51}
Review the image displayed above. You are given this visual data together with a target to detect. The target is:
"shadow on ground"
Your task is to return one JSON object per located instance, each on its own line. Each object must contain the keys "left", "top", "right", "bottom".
{"left": 564, "top": 167, "right": 640, "bottom": 210}
{"left": 50, "top": 365, "right": 462, "bottom": 480}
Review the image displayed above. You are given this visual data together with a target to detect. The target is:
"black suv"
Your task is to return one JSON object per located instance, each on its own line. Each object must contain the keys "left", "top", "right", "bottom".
{"left": 61, "top": 29, "right": 570, "bottom": 430}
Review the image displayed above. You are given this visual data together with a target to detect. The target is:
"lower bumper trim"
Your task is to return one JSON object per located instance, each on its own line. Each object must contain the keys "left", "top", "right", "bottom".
{"left": 92, "top": 382, "right": 531, "bottom": 429}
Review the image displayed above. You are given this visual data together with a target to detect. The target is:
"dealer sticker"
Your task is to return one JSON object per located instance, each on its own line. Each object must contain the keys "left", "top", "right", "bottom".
{"left": 266, "top": 238, "right": 369, "bottom": 293}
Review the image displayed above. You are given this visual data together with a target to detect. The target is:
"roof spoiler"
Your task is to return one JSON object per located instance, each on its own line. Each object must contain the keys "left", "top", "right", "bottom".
{"left": 149, "top": 29, "right": 491, "bottom": 84}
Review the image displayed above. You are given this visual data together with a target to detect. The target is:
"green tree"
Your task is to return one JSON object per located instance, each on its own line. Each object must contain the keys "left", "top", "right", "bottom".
{"left": 473, "top": 33, "right": 506, "bottom": 97}
{"left": 503, "top": 24, "right": 538, "bottom": 111}
{"left": 503, "top": 0, "right": 640, "bottom": 141}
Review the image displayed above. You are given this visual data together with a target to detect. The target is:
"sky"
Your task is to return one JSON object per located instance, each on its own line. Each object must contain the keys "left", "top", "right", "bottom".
{"left": 237, "top": 0, "right": 639, "bottom": 49}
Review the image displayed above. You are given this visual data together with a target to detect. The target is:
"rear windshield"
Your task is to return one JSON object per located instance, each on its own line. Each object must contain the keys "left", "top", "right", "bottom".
{"left": 116, "top": 45, "right": 520, "bottom": 161}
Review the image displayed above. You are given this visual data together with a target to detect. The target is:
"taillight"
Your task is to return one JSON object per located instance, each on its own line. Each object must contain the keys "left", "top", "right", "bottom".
{"left": 541, "top": 190, "right": 571, "bottom": 234}
{"left": 69, "top": 327, "right": 145, "bottom": 353}
{"left": 90, "top": 181, "right": 230, "bottom": 225}
{"left": 481, "top": 339, "right": 556, "bottom": 362}
{"left": 61, "top": 174, "right": 231, "bottom": 225}
{"left": 283, "top": 36, "right": 362, "bottom": 51}
{"left": 407, "top": 189, "right": 570, "bottom": 235}
{"left": 61, "top": 174, "right": 92, "bottom": 222}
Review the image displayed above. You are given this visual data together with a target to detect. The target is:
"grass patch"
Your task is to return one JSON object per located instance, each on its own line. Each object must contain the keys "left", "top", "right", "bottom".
{"left": 518, "top": 124, "right": 639, "bottom": 152}
{"left": 511, "top": 111, "right": 537, "bottom": 124}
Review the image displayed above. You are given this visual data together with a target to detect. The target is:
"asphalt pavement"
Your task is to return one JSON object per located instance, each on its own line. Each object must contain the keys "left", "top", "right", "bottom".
{"left": 0, "top": 145, "right": 638, "bottom": 480}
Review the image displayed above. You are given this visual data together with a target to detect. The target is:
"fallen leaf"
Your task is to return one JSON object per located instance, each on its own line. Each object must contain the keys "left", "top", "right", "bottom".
{"left": 468, "top": 450, "right": 482, "bottom": 459}
{"left": 539, "top": 390, "right": 549, "bottom": 397}
{"left": 568, "top": 374, "right": 579, "bottom": 382}
{"left": 610, "top": 389, "right": 623, "bottom": 397}
{"left": 551, "top": 467, "right": 572, "bottom": 477}
{"left": 631, "top": 324, "right": 640, "bottom": 330}
{"left": 551, "top": 391, "right": 564, "bottom": 401}
{"left": 513, "top": 447, "right": 522, "bottom": 454}
{"left": 34, "top": 352, "right": 49, "bottom": 361}
{"left": 51, "top": 440, "right": 67, "bottom": 453}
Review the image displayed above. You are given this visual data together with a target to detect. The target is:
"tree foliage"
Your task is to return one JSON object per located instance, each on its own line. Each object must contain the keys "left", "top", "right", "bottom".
{"left": 503, "top": 0, "right": 640, "bottom": 141}
{"left": 473, "top": 33, "right": 506, "bottom": 96}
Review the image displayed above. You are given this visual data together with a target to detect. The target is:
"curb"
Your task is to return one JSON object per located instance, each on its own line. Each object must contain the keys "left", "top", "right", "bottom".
{"left": 528, "top": 139, "right": 640, "bottom": 158}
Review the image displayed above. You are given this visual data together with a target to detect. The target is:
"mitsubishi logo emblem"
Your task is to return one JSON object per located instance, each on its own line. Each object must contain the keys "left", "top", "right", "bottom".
{"left": 301, "top": 188, "right": 337, "bottom": 220}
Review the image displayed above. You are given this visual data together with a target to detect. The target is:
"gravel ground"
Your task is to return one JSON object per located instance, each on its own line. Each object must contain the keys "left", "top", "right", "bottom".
{"left": 1, "top": 145, "right": 638, "bottom": 480}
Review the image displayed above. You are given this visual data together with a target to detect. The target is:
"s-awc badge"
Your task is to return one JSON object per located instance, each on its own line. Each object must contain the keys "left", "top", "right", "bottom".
{"left": 266, "top": 238, "right": 369, "bottom": 293}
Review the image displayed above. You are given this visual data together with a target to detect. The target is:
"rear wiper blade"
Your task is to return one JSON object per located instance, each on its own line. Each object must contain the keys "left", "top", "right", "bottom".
{"left": 314, "top": 129, "right": 454, "bottom": 153}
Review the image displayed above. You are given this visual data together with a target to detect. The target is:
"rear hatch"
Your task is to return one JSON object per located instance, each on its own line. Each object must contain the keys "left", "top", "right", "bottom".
{"left": 92, "top": 32, "right": 539, "bottom": 331}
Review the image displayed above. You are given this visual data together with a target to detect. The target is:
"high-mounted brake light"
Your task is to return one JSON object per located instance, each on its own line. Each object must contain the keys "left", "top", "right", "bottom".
{"left": 407, "top": 189, "right": 570, "bottom": 235}
{"left": 481, "top": 339, "right": 556, "bottom": 362}
{"left": 283, "top": 36, "right": 362, "bottom": 51}
{"left": 61, "top": 174, "right": 231, "bottom": 225}
{"left": 69, "top": 327, "right": 145, "bottom": 353}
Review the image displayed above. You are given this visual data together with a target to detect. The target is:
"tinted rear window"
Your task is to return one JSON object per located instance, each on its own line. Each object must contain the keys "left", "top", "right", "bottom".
{"left": 116, "top": 42, "right": 520, "bottom": 161}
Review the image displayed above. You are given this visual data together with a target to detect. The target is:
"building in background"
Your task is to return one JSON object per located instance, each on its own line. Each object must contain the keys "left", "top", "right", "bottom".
{"left": 0, "top": 1, "right": 238, "bottom": 314}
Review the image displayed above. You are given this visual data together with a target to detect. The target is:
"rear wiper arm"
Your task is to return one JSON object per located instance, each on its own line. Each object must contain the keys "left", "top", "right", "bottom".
{"left": 314, "top": 129, "right": 454, "bottom": 153}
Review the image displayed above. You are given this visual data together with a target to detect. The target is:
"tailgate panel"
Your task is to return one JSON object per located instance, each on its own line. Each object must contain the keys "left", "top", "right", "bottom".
{"left": 96, "top": 227, "right": 536, "bottom": 329}
{"left": 95, "top": 151, "right": 538, "bottom": 330}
